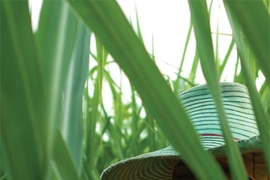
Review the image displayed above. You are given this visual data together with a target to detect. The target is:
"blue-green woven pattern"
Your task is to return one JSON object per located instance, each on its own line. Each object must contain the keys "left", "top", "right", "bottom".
{"left": 178, "top": 82, "right": 259, "bottom": 149}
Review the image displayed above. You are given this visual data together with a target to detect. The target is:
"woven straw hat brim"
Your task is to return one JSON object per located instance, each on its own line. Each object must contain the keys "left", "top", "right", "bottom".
{"left": 100, "top": 136, "right": 262, "bottom": 180}
{"left": 100, "top": 82, "right": 262, "bottom": 180}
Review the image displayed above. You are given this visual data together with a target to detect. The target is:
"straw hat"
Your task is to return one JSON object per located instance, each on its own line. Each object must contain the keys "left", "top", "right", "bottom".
{"left": 100, "top": 82, "right": 266, "bottom": 179}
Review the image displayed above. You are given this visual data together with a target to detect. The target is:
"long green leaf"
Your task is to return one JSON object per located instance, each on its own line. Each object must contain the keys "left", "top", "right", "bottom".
{"left": 218, "top": 37, "right": 235, "bottom": 79}
{"left": 223, "top": 1, "right": 270, "bottom": 172}
{"left": 51, "top": 129, "right": 80, "bottom": 180}
{"left": 61, "top": 21, "right": 91, "bottom": 173}
{"left": 189, "top": 49, "right": 199, "bottom": 83}
{"left": 1, "top": 1, "right": 45, "bottom": 179}
{"left": 36, "top": 0, "right": 78, "bottom": 158}
{"left": 222, "top": 1, "right": 269, "bottom": 82}
{"left": 188, "top": 1, "right": 247, "bottom": 179}
{"left": 174, "top": 21, "right": 193, "bottom": 94}
{"left": 82, "top": 36, "right": 109, "bottom": 180}
{"left": 66, "top": 1, "right": 225, "bottom": 179}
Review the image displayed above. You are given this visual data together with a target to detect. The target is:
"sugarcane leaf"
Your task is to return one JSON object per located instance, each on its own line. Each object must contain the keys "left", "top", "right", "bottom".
{"left": 187, "top": 1, "right": 247, "bottom": 179}
{"left": 1, "top": 1, "right": 45, "bottom": 179}
{"left": 222, "top": 1, "right": 269, "bottom": 82}
{"left": 223, "top": 0, "right": 270, "bottom": 172}
{"left": 35, "top": 0, "right": 78, "bottom": 157}
{"left": 66, "top": 1, "right": 226, "bottom": 179}
{"left": 61, "top": 21, "right": 91, "bottom": 173}
{"left": 50, "top": 129, "right": 80, "bottom": 180}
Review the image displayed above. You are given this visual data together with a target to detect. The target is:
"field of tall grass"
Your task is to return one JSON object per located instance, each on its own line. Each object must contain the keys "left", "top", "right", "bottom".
{"left": 1, "top": 0, "right": 269, "bottom": 179}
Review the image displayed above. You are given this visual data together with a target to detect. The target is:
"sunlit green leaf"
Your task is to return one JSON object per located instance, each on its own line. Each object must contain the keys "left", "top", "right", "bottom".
{"left": 66, "top": 1, "right": 226, "bottom": 179}
{"left": 223, "top": 0, "right": 270, "bottom": 171}
{"left": 223, "top": 0, "right": 269, "bottom": 81}
{"left": 61, "top": 21, "right": 91, "bottom": 173}
{"left": 1, "top": 1, "right": 45, "bottom": 179}
{"left": 36, "top": 0, "right": 78, "bottom": 157}
{"left": 188, "top": 1, "right": 247, "bottom": 179}
{"left": 51, "top": 130, "right": 80, "bottom": 180}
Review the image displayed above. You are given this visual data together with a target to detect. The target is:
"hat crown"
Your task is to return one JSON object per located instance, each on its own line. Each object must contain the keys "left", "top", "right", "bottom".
{"left": 178, "top": 82, "right": 259, "bottom": 148}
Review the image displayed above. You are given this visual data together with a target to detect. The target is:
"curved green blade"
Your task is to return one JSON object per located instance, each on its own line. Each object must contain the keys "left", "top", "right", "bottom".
{"left": 1, "top": 1, "right": 45, "bottom": 179}
{"left": 66, "top": 1, "right": 225, "bottom": 179}
{"left": 188, "top": 1, "right": 247, "bottom": 179}
{"left": 224, "top": 0, "right": 270, "bottom": 172}
{"left": 223, "top": 1, "right": 269, "bottom": 82}
{"left": 35, "top": 0, "right": 79, "bottom": 158}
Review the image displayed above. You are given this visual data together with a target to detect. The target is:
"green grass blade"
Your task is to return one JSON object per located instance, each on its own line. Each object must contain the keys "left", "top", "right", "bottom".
{"left": 50, "top": 129, "right": 80, "bottom": 180}
{"left": 1, "top": 1, "right": 45, "bottom": 179}
{"left": 223, "top": 1, "right": 269, "bottom": 81}
{"left": 174, "top": 21, "right": 193, "bottom": 94}
{"left": 130, "top": 84, "right": 139, "bottom": 155}
{"left": 84, "top": 36, "right": 107, "bottom": 173}
{"left": 134, "top": 5, "right": 144, "bottom": 44}
{"left": 259, "top": 81, "right": 270, "bottom": 114}
{"left": 188, "top": 1, "right": 247, "bottom": 179}
{"left": 189, "top": 49, "right": 199, "bottom": 83}
{"left": 218, "top": 37, "right": 235, "bottom": 79}
{"left": 214, "top": 25, "right": 220, "bottom": 74}
{"left": 61, "top": 22, "right": 91, "bottom": 173}
{"left": 84, "top": 74, "right": 100, "bottom": 169}
{"left": 66, "top": 1, "right": 226, "bottom": 179}
{"left": 223, "top": 1, "right": 270, "bottom": 171}
{"left": 36, "top": 0, "right": 78, "bottom": 157}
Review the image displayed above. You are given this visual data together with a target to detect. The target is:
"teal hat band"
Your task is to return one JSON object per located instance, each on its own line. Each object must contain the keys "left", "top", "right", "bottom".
{"left": 100, "top": 82, "right": 262, "bottom": 180}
